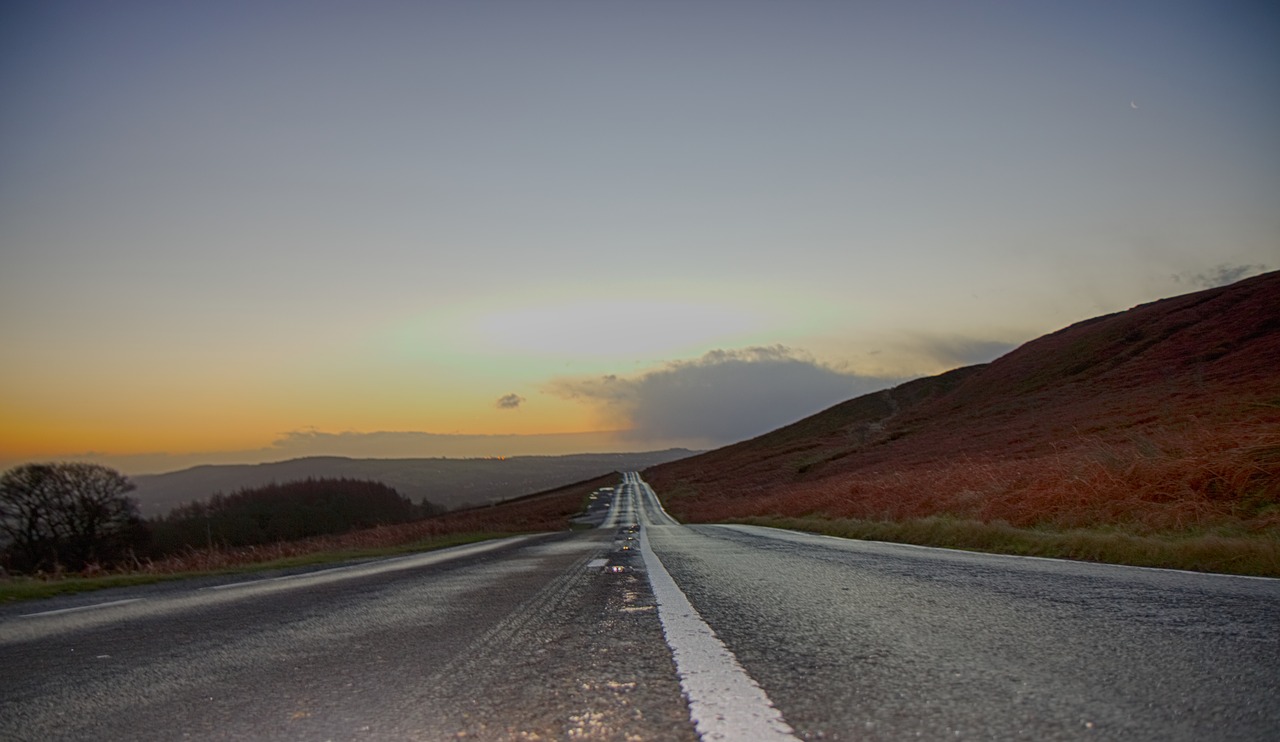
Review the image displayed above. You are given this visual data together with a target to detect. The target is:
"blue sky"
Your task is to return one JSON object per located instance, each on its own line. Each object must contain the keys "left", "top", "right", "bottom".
{"left": 1, "top": 0, "right": 1276, "bottom": 473}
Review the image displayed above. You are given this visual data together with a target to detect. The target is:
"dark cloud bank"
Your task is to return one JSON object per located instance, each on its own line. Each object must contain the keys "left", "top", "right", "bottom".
{"left": 549, "top": 346, "right": 900, "bottom": 445}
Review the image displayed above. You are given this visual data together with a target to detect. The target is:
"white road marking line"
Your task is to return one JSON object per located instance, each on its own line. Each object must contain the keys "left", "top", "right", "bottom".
{"left": 202, "top": 536, "right": 534, "bottom": 592}
{"left": 640, "top": 520, "right": 799, "bottom": 740}
{"left": 21, "top": 598, "right": 143, "bottom": 618}
{"left": 637, "top": 481, "right": 681, "bottom": 526}
{"left": 203, "top": 562, "right": 365, "bottom": 591}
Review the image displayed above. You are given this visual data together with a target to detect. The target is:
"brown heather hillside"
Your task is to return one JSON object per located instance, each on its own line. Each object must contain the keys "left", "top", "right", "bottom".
{"left": 645, "top": 271, "right": 1280, "bottom": 538}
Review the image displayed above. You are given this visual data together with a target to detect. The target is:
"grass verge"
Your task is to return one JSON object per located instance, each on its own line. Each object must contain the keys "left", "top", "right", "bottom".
{"left": 0, "top": 531, "right": 515, "bottom": 603}
{"left": 0, "top": 473, "right": 622, "bottom": 604}
{"left": 732, "top": 515, "right": 1280, "bottom": 577}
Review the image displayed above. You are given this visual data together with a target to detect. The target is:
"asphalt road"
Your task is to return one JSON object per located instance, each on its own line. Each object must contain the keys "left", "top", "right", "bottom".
{"left": 3, "top": 473, "right": 1278, "bottom": 740}
{"left": 0, "top": 522, "right": 695, "bottom": 741}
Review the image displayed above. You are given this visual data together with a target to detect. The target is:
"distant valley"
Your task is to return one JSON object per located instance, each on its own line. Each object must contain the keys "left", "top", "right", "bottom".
{"left": 132, "top": 450, "right": 695, "bottom": 516}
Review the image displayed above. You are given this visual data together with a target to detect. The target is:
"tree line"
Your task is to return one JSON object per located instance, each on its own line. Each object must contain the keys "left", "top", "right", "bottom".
{"left": 0, "top": 463, "right": 442, "bottom": 574}
{"left": 150, "top": 477, "right": 442, "bottom": 553}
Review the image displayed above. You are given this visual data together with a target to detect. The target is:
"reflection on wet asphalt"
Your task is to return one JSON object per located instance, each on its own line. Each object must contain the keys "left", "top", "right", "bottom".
{"left": 4, "top": 474, "right": 1278, "bottom": 741}
{"left": 648, "top": 521, "right": 1280, "bottom": 741}
{"left": 0, "top": 528, "right": 696, "bottom": 741}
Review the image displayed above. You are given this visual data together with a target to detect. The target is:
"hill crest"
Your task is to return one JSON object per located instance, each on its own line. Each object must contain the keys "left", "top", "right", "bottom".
{"left": 646, "top": 271, "right": 1280, "bottom": 533}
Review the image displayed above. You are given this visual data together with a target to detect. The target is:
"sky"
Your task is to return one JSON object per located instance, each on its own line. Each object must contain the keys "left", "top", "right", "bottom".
{"left": 2, "top": 0, "right": 1277, "bottom": 475}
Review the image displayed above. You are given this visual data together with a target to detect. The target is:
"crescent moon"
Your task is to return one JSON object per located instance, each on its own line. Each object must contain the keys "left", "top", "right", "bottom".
{"left": 1130, "top": 101, "right": 1139, "bottom": 109}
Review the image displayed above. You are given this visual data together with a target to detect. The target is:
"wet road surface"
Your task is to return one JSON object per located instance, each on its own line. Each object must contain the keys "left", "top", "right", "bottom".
{"left": 3, "top": 473, "right": 1278, "bottom": 740}
{"left": 0, "top": 525, "right": 695, "bottom": 741}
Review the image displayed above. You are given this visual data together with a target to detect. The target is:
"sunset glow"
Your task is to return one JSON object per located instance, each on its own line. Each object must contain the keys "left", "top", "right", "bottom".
{"left": 1, "top": 1, "right": 1276, "bottom": 474}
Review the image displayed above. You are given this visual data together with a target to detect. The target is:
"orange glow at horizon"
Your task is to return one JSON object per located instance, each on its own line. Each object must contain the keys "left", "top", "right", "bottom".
{"left": 1, "top": 384, "right": 611, "bottom": 460}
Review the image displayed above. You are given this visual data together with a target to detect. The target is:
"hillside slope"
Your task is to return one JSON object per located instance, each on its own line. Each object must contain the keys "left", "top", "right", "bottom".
{"left": 646, "top": 271, "right": 1280, "bottom": 535}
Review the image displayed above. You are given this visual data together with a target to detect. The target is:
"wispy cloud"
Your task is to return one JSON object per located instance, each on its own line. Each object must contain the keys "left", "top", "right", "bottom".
{"left": 907, "top": 336, "right": 1019, "bottom": 368}
{"left": 495, "top": 393, "right": 525, "bottom": 410}
{"left": 547, "top": 346, "right": 898, "bottom": 445}
{"left": 1174, "top": 263, "right": 1270, "bottom": 289}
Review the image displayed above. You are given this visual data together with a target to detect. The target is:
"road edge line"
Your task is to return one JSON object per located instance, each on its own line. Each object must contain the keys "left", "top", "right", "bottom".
{"left": 716, "top": 523, "right": 1280, "bottom": 582}
{"left": 639, "top": 524, "right": 799, "bottom": 741}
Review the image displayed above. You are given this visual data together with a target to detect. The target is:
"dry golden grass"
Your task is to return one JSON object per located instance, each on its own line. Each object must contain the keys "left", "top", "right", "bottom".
{"left": 652, "top": 421, "right": 1280, "bottom": 575}
{"left": 737, "top": 515, "right": 1280, "bottom": 576}
{"left": 666, "top": 423, "right": 1279, "bottom": 537}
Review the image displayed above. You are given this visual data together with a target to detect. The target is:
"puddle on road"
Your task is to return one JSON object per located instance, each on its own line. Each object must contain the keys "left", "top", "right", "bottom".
{"left": 533, "top": 540, "right": 606, "bottom": 556}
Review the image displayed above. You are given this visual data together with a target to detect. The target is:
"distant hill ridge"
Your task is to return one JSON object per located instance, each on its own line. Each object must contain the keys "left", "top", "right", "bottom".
{"left": 133, "top": 450, "right": 696, "bottom": 516}
{"left": 645, "top": 271, "right": 1280, "bottom": 531}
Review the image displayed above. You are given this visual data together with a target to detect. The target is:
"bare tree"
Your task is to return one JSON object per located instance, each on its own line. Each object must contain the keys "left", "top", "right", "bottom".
{"left": 0, "top": 464, "right": 60, "bottom": 571}
{"left": 0, "top": 463, "right": 144, "bottom": 572}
